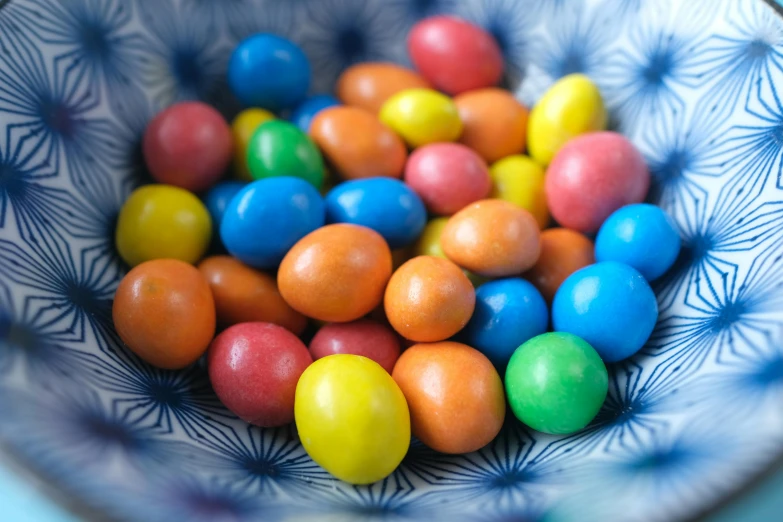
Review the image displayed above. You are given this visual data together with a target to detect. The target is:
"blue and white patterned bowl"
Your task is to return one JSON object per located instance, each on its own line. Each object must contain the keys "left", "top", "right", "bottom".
{"left": 1, "top": 0, "right": 783, "bottom": 520}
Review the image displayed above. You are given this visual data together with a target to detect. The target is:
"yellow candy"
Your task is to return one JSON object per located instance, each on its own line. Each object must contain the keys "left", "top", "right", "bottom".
{"left": 115, "top": 185, "right": 211, "bottom": 267}
{"left": 527, "top": 74, "right": 607, "bottom": 165}
{"left": 379, "top": 88, "right": 462, "bottom": 148}
{"left": 415, "top": 217, "right": 488, "bottom": 288}
{"left": 295, "top": 355, "right": 410, "bottom": 485}
{"left": 231, "top": 108, "right": 275, "bottom": 180}
{"left": 489, "top": 155, "right": 549, "bottom": 229}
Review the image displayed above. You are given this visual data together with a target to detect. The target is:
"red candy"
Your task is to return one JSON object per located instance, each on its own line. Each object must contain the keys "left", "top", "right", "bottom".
{"left": 143, "top": 101, "right": 232, "bottom": 192}
{"left": 545, "top": 132, "right": 650, "bottom": 234}
{"left": 207, "top": 322, "right": 312, "bottom": 427}
{"left": 405, "top": 143, "right": 491, "bottom": 216}
{"left": 309, "top": 319, "right": 401, "bottom": 374}
{"left": 408, "top": 16, "right": 504, "bottom": 95}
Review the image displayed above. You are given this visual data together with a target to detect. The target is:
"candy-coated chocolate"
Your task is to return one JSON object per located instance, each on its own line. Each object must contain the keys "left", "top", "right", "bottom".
{"left": 290, "top": 94, "right": 341, "bottom": 132}
{"left": 527, "top": 73, "right": 607, "bottom": 165}
{"left": 231, "top": 108, "right": 275, "bottom": 181}
{"left": 204, "top": 181, "right": 245, "bottom": 228}
{"left": 461, "top": 278, "right": 548, "bottom": 372}
{"left": 455, "top": 88, "right": 529, "bottom": 163}
{"left": 384, "top": 256, "right": 475, "bottom": 342}
{"left": 441, "top": 199, "right": 541, "bottom": 277}
{"left": 113, "top": 259, "right": 215, "bottom": 369}
{"left": 413, "top": 217, "right": 489, "bottom": 288}
{"left": 489, "top": 155, "right": 548, "bottom": 229}
{"left": 310, "top": 106, "right": 407, "bottom": 180}
{"left": 246, "top": 120, "right": 324, "bottom": 188}
{"left": 295, "top": 354, "right": 410, "bottom": 484}
{"left": 505, "top": 332, "right": 608, "bottom": 435}
{"left": 116, "top": 185, "right": 212, "bottom": 267}
{"left": 325, "top": 177, "right": 426, "bottom": 248}
{"left": 228, "top": 33, "right": 310, "bottom": 110}
{"left": 309, "top": 320, "right": 400, "bottom": 374}
{"left": 336, "top": 62, "right": 431, "bottom": 113}
{"left": 198, "top": 256, "right": 307, "bottom": 334}
{"left": 278, "top": 224, "right": 392, "bottom": 322}
{"left": 143, "top": 101, "right": 232, "bottom": 192}
{"left": 208, "top": 322, "right": 312, "bottom": 427}
{"left": 405, "top": 143, "right": 491, "bottom": 215}
{"left": 408, "top": 16, "right": 503, "bottom": 95}
{"left": 545, "top": 132, "right": 650, "bottom": 233}
{"left": 379, "top": 88, "right": 462, "bottom": 148}
{"left": 220, "top": 177, "right": 325, "bottom": 269}
{"left": 595, "top": 203, "right": 681, "bottom": 281}
{"left": 523, "top": 228, "right": 595, "bottom": 303}
{"left": 552, "top": 262, "right": 658, "bottom": 363}
{"left": 392, "top": 342, "right": 505, "bottom": 453}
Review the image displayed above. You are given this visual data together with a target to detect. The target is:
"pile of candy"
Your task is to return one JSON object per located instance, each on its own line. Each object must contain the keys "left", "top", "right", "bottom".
{"left": 112, "top": 16, "right": 681, "bottom": 485}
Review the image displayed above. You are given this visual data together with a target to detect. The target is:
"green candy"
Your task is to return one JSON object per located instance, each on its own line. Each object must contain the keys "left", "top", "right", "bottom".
{"left": 246, "top": 120, "right": 324, "bottom": 188}
{"left": 505, "top": 332, "right": 608, "bottom": 435}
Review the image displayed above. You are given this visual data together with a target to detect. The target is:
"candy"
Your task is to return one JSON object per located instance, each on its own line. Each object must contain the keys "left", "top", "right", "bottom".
{"left": 545, "top": 131, "right": 650, "bottom": 234}
{"left": 336, "top": 62, "right": 431, "bottom": 114}
{"left": 523, "top": 228, "right": 595, "bottom": 303}
{"left": 208, "top": 322, "right": 312, "bottom": 427}
{"left": 505, "top": 332, "right": 608, "bottom": 435}
{"left": 143, "top": 101, "right": 232, "bottom": 192}
{"left": 461, "top": 278, "right": 548, "bottom": 371}
{"left": 413, "top": 217, "right": 489, "bottom": 288}
{"left": 552, "top": 261, "right": 658, "bottom": 363}
{"left": 231, "top": 108, "right": 275, "bottom": 181}
{"left": 595, "top": 203, "right": 681, "bottom": 281}
{"left": 246, "top": 120, "right": 325, "bottom": 189}
{"left": 325, "top": 177, "right": 426, "bottom": 248}
{"left": 228, "top": 33, "right": 310, "bottom": 111}
{"left": 290, "top": 94, "right": 341, "bottom": 132}
{"left": 392, "top": 342, "right": 505, "bottom": 453}
{"left": 113, "top": 259, "right": 215, "bottom": 369}
{"left": 408, "top": 16, "right": 503, "bottom": 95}
{"left": 309, "top": 319, "right": 400, "bottom": 374}
{"left": 379, "top": 88, "right": 462, "bottom": 148}
{"left": 404, "top": 143, "right": 491, "bottom": 215}
{"left": 198, "top": 256, "right": 307, "bottom": 334}
{"left": 488, "top": 155, "right": 548, "bottom": 229}
{"left": 278, "top": 224, "right": 392, "bottom": 322}
{"left": 441, "top": 199, "right": 541, "bottom": 277}
{"left": 455, "top": 88, "right": 529, "bottom": 163}
{"left": 384, "top": 256, "right": 475, "bottom": 342}
{"left": 527, "top": 73, "right": 607, "bottom": 165}
{"left": 310, "top": 106, "right": 407, "bottom": 181}
{"left": 116, "top": 185, "right": 211, "bottom": 267}
{"left": 295, "top": 354, "right": 410, "bottom": 484}
{"left": 203, "top": 181, "right": 245, "bottom": 228}
{"left": 220, "top": 177, "right": 325, "bottom": 269}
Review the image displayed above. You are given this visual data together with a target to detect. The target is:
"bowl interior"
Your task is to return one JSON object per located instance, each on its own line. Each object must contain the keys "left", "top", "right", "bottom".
{"left": 1, "top": 0, "right": 783, "bottom": 521}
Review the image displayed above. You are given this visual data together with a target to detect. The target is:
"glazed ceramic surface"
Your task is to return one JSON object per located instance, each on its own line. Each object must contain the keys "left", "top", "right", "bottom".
{"left": 1, "top": 0, "right": 783, "bottom": 521}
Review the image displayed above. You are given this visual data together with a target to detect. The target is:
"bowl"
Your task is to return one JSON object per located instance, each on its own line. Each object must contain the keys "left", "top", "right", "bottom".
{"left": 1, "top": 0, "right": 783, "bottom": 520}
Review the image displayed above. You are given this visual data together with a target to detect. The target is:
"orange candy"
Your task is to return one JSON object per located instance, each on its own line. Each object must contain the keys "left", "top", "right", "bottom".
{"left": 309, "top": 106, "right": 407, "bottom": 180}
{"left": 336, "top": 62, "right": 432, "bottom": 114}
{"left": 112, "top": 259, "right": 215, "bottom": 369}
{"left": 278, "top": 224, "right": 392, "bottom": 322}
{"left": 523, "top": 228, "right": 595, "bottom": 303}
{"left": 198, "top": 256, "right": 307, "bottom": 334}
{"left": 384, "top": 256, "right": 475, "bottom": 342}
{"left": 455, "top": 88, "right": 529, "bottom": 163}
{"left": 441, "top": 199, "right": 541, "bottom": 277}
{"left": 392, "top": 342, "right": 505, "bottom": 454}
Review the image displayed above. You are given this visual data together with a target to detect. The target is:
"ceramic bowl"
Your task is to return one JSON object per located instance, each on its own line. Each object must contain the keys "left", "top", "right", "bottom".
{"left": 1, "top": 0, "right": 782, "bottom": 521}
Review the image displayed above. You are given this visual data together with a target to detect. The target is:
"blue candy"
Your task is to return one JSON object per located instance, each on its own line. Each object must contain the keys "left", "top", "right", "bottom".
{"left": 228, "top": 34, "right": 310, "bottom": 111}
{"left": 204, "top": 181, "right": 245, "bottom": 228}
{"left": 324, "top": 178, "right": 426, "bottom": 249}
{"left": 290, "top": 94, "right": 341, "bottom": 132}
{"left": 552, "top": 261, "right": 658, "bottom": 363}
{"left": 595, "top": 203, "right": 681, "bottom": 281}
{"left": 220, "top": 177, "right": 324, "bottom": 268}
{"left": 462, "top": 278, "right": 548, "bottom": 372}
